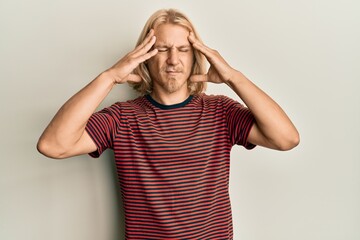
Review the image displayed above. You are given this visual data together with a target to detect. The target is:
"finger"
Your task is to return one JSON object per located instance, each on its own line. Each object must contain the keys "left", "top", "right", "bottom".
{"left": 188, "top": 31, "right": 199, "bottom": 45}
{"left": 133, "top": 29, "right": 155, "bottom": 52}
{"left": 189, "top": 32, "right": 228, "bottom": 69}
{"left": 135, "top": 29, "right": 155, "bottom": 54}
{"left": 190, "top": 74, "right": 209, "bottom": 82}
{"left": 135, "top": 48, "right": 158, "bottom": 64}
{"left": 132, "top": 35, "right": 157, "bottom": 59}
{"left": 189, "top": 35, "right": 218, "bottom": 66}
{"left": 188, "top": 32, "right": 213, "bottom": 57}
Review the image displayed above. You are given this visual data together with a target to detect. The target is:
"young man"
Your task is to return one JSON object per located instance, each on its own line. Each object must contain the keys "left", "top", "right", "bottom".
{"left": 38, "top": 8, "right": 299, "bottom": 239}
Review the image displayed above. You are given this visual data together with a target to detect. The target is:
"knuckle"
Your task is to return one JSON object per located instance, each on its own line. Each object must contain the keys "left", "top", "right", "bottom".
{"left": 127, "top": 58, "right": 136, "bottom": 65}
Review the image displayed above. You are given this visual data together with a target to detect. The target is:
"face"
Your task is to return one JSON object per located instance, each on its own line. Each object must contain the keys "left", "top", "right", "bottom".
{"left": 147, "top": 23, "right": 194, "bottom": 94}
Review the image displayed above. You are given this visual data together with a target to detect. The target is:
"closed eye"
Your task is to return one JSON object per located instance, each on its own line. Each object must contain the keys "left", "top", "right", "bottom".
{"left": 157, "top": 48, "right": 168, "bottom": 52}
{"left": 156, "top": 47, "right": 191, "bottom": 53}
{"left": 179, "top": 48, "right": 190, "bottom": 52}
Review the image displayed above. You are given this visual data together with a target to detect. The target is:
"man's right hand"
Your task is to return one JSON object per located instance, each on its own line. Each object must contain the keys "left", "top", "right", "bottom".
{"left": 37, "top": 30, "right": 158, "bottom": 159}
{"left": 105, "top": 29, "right": 158, "bottom": 84}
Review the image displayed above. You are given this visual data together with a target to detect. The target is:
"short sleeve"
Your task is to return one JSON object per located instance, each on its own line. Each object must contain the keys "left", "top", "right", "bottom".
{"left": 223, "top": 96, "right": 256, "bottom": 149}
{"left": 85, "top": 105, "right": 118, "bottom": 158}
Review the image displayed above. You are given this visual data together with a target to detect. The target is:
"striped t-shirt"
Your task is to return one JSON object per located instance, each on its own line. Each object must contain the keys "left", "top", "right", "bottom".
{"left": 85, "top": 93, "right": 256, "bottom": 239}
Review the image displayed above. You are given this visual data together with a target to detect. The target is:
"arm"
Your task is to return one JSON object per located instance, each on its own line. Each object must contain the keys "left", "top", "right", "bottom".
{"left": 188, "top": 32, "right": 299, "bottom": 151}
{"left": 225, "top": 71, "right": 300, "bottom": 150}
{"left": 37, "top": 30, "right": 158, "bottom": 159}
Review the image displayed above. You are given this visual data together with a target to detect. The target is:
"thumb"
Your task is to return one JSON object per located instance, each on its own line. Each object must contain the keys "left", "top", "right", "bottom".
{"left": 190, "top": 74, "right": 208, "bottom": 82}
{"left": 126, "top": 73, "right": 142, "bottom": 83}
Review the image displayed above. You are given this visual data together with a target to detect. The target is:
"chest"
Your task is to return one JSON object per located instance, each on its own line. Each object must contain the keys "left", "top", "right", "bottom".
{"left": 112, "top": 107, "right": 232, "bottom": 182}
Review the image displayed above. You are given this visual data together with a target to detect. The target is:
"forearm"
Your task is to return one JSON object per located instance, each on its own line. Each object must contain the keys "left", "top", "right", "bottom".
{"left": 37, "top": 30, "right": 158, "bottom": 158}
{"left": 38, "top": 71, "right": 115, "bottom": 155}
{"left": 227, "top": 70, "right": 299, "bottom": 150}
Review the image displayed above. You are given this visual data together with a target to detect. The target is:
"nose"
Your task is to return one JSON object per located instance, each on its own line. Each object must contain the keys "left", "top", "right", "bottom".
{"left": 167, "top": 48, "right": 179, "bottom": 65}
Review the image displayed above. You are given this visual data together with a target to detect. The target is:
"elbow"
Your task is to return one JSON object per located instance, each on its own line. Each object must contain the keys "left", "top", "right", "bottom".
{"left": 277, "top": 131, "right": 300, "bottom": 151}
{"left": 36, "top": 137, "right": 68, "bottom": 159}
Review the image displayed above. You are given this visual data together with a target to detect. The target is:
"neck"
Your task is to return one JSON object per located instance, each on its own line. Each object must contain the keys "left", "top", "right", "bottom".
{"left": 150, "top": 89, "right": 190, "bottom": 105}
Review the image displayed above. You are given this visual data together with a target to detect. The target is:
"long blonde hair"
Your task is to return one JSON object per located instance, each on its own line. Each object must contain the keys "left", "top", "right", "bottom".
{"left": 132, "top": 9, "right": 207, "bottom": 95}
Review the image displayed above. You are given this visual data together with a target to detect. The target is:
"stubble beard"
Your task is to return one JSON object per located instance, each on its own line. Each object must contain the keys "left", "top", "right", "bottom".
{"left": 166, "top": 77, "right": 182, "bottom": 93}
{"left": 152, "top": 65, "right": 190, "bottom": 94}
{"left": 157, "top": 75, "right": 188, "bottom": 94}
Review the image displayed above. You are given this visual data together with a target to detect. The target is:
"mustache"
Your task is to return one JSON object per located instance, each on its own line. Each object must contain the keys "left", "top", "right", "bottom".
{"left": 162, "top": 66, "right": 183, "bottom": 72}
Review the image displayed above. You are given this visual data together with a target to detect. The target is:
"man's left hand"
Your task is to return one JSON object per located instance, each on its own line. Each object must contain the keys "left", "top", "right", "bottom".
{"left": 188, "top": 32, "right": 237, "bottom": 84}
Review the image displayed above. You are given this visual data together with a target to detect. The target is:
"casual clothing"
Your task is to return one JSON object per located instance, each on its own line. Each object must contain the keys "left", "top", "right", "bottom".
{"left": 85, "top": 93, "right": 255, "bottom": 239}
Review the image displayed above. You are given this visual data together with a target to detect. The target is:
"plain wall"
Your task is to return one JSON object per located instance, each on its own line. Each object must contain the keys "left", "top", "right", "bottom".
{"left": 1, "top": 0, "right": 359, "bottom": 239}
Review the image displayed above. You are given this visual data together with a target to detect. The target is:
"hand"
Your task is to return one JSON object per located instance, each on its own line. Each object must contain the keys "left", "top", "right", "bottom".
{"left": 106, "top": 29, "right": 158, "bottom": 84}
{"left": 188, "top": 32, "right": 237, "bottom": 84}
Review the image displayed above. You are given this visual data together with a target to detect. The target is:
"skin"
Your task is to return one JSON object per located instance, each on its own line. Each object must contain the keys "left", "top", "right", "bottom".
{"left": 37, "top": 29, "right": 158, "bottom": 158}
{"left": 37, "top": 23, "right": 299, "bottom": 159}
{"left": 147, "top": 24, "right": 194, "bottom": 105}
{"left": 188, "top": 32, "right": 299, "bottom": 150}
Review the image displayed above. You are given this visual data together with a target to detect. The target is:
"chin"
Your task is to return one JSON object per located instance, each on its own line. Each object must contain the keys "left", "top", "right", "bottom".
{"left": 165, "top": 84, "right": 180, "bottom": 93}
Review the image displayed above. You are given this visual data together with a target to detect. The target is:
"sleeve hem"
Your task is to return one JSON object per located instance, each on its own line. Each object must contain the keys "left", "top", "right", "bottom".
{"left": 243, "top": 120, "right": 257, "bottom": 150}
{"left": 85, "top": 126, "right": 102, "bottom": 158}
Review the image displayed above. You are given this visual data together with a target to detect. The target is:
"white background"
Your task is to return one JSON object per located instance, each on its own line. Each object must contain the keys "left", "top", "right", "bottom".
{"left": 1, "top": 0, "right": 359, "bottom": 239}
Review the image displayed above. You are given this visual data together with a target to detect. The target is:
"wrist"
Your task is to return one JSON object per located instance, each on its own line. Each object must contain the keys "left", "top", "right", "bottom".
{"left": 226, "top": 70, "right": 246, "bottom": 85}
{"left": 99, "top": 70, "right": 118, "bottom": 86}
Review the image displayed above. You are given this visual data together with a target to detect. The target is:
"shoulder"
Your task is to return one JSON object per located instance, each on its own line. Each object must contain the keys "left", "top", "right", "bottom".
{"left": 94, "top": 96, "right": 149, "bottom": 120}
{"left": 108, "top": 96, "right": 148, "bottom": 111}
{"left": 195, "top": 93, "right": 241, "bottom": 107}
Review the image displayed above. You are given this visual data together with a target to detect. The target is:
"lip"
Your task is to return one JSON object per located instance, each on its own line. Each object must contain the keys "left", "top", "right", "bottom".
{"left": 165, "top": 71, "right": 181, "bottom": 74}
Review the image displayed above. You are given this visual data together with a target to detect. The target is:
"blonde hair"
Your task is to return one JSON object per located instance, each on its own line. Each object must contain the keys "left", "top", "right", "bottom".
{"left": 132, "top": 8, "right": 207, "bottom": 95}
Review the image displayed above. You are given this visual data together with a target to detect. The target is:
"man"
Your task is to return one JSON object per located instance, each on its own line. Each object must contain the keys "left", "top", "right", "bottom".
{"left": 38, "top": 8, "right": 299, "bottom": 239}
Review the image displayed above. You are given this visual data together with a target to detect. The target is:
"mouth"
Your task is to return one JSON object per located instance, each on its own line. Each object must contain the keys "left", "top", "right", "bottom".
{"left": 165, "top": 71, "right": 181, "bottom": 75}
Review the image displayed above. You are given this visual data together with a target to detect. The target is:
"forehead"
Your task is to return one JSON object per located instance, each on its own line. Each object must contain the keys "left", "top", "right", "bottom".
{"left": 154, "top": 23, "right": 190, "bottom": 46}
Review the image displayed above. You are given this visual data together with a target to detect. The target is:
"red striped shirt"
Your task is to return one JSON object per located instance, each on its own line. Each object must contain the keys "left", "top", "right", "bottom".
{"left": 86, "top": 93, "right": 255, "bottom": 239}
